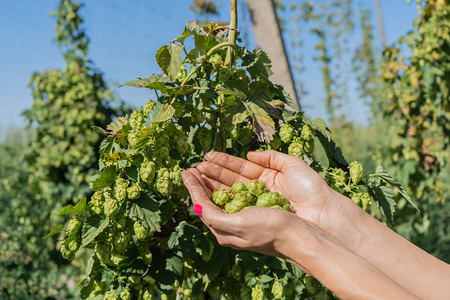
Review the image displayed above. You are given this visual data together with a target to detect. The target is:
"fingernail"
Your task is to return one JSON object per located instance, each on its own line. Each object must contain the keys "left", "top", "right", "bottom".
{"left": 180, "top": 171, "right": 189, "bottom": 181}
{"left": 204, "top": 151, "right": 213, "bottom": 160}
{"left": 248, "top": 151, "right": 256, "bottom": 153}
{"left": 196, "top": 163, "right": 206, "bottom": 172}
{"left": 193, "top": 204, "right": 203, "bottom": 217}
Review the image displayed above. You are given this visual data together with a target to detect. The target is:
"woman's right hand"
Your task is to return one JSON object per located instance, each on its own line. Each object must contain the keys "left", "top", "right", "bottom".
{"left": 196, "top": 150, "right": 337, "bottom": 227}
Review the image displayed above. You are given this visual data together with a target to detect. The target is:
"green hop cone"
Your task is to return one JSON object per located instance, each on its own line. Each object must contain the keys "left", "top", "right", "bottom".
{"left": 134, "top": 221, "right": 153, "bottom": 240}
{"left": 271, "top": 280, "right": 284, "bottom": 299}
{"left": 129, "top": 110, "right": 144, "bottom": 130}
{"left": 174, "top": 129, "right": 188, "bottom": 154}
{"left": 177, "top": 65, "right": 188, "bottom": 82}
{"left": 120, "top": 289, "right": 132, "bottom": 300}
{"left": 60, "top": 244, "right": 75, "bottom": 260}
{"left": 208, "top": 53, "right": 223, "bottom": 67}
{"left": 235, "top": 191, "right": 256, "bottom": 206}
{"left": 104, "top": 190, "right": 120, "bottom": 217}
{"left": 103, "top": 290, "right": 119, "bottom": 300}
{"left": 140, "top": 161, "right": 156, "bottom": 185}
{"left": 95, "top": 243, "right": 111, "bottom": 263}
{"left": 66, "top": 217, "right": 81, "bottom": 235}
{"left": 137, "top": 241, "right": 153, "bottom": 265}
{"left": 256, "top": 192, "right": 280, "bottom": 207}
{"left": 224, "top": 198, "right": 247, "bottom": 213}
{"left": 330, "top": 168, "right": 347, "bottom": 189}
{"left": 114, "top": 177, "right": 128, "bottom": 202}
{"left": 191, "top": 110, "right": 205, "bottom": 125}
{"left": 280, "top": 123, "right": 294, "bottom": 143}
{"left": 127, "top": 184, "right": 141, "bottom": 199}
{"left": 349, "top": 161, "right": 363, "bottom": 185}
{"left": 246, "top": 179, "right": 266, "bottom": 197}
{"left": 231, "top": 264, "right": 242, "bottom": 281}
{"left": 156, "top": 168, "right": 172, "bottom": 196}
{"left": 251, "top": 284, "right": 264, "bottom": 300}
{"left": 270, "top": 204, "right": 283, "bottom": 210}
{"left": 212, "top": 189, "right": 230, "bottom": 206}
{"left": 351, "top": 191, "right": 362, "bottom": 205}
{"left": 142, "top": 100, "right": 155, "bottom": 117}
{"left": 270, "top": 135, "right": 282, "bottom": 150}
{"left": 155, "top": 131, "right": 170, "bottom": 146}
{"left": 288, "top": 141, "right": 304, "bottom": 158}
{"left": 231, "top": 181, "right": 247, "bottom": 193}
{"left": 230, "top": 125, "right": 240, "bottom": 139}
{"left": 90, "top": 190, "right": 104, "bottom": 215}
{"left": 170, "top": 165, "right": 184, "bottom": 187}
{"left": 154, "top": 145, "right": 170, "bottom": 159}
{"left": 301, "top": 124, "right": 314, "bottom": 141}
{"left": 361, "top": 192, "right": 371, "bottom": 211}
{"left": 304, "top": 138, "right": 315, "bottom": 154}
{"left": 111, "top": 230, "right": 131, "bottom": 254}
{"left": 91, "top": 281, "right": 106, "bottom": 297}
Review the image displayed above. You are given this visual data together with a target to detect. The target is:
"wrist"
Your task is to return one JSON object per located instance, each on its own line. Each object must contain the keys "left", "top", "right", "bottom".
{"left": 318, "top": 189, "right": 365, "bottom": 251}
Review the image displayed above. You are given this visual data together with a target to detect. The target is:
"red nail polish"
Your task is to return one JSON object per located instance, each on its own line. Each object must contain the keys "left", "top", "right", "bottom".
{"left": 193, "top": 204, "right": 203, "bottom": 217}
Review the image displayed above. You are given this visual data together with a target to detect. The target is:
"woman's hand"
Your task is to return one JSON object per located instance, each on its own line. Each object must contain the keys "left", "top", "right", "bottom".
{"left": 196, "top": 150, "right": 334, "bottom": 227}
{"left": 180, "top": 168, "right": 304, "bottom": 258}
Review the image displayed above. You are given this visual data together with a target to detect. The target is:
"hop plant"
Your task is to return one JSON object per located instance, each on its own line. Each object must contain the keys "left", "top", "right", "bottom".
{"left": 288, "top": 141, "right": 304, "bottom": 158}
{"left": 114, "top": 177, "right": 128, "bottom": 202}
{"left": 212, "top": 189, "right": 230, "bottom": 206}
{"left": 134, "top": 221, "right": 153, "bottom": 240}
{"left": 251, "top": 284, "right": 264, "bottom": 300}
{"left": 280, "top": 123, "right": 294, "bottom": 143}
{"left": 156, "top": 168, "right": 172, "bottom": 196}
{"left": 104, "top": 190, "right": 120, "bottom": 217}
{"left": 231, "top": 181, "right": 247, "bottom": 193}
{"left": 349, "top": 161, "right": 363, "bottom": 185}
{"left": 271, "top": 279, "right": 284, "bottom": 299}
{"left": 127, "top": 184, "right": 141, "bottom": 199}
{"left": 140, "top": 161, "right": 156, "bottom": 186}
{"left": 246, "top": 179, "right": 267, "bottom": 197}
{"left": 301, "top": 124, "right": 314, "bottom": 141}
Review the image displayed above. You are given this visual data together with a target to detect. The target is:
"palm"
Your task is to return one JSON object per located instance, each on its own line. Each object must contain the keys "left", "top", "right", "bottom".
{"left": 197, "top": 151, "right": 331, "bottom": 225}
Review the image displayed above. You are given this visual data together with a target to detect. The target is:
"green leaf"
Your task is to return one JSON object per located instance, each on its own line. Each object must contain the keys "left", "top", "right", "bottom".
{"left": 246, "top": 102, "right": 275, "bottom": 143}
{"left": 80, "top": 216, "right": 109, "bottom": 248}
{"left": 258, "top": 274, "right": 273, "bottom": 283}
{"left": 128, "top": 195, "right": 162, "bottom": 232}
{"left": 315, "top": 130, "right": 348, "bottom": 168}
{"left": 120, "top": 73, "right": 170, "bottom": 88}
{"left": 373, "top": 165, "right": 418, "bottom": 210}
{"left": 306, "top": 118, "right": 330, "bottom": 139}
{"left": 145, "top": 101, "right": 175, "bottom": 127}
{"left": 99, "top": 136, "right": 114, "bottom": 155}
{"left": 55, "top": 198, "right": 86, "bottom": 217}
{"left": 90, "top": 167, "right": 116, "bottom": 191}
{"left": 107, "top": 116, "right": 128, "bottom": 134}
{"left": 43, "top": 224, "right": 64, "bottom": 239}
{"left": 155, "top": 44, "right": 183, "bottom": 81}
{"left": 368, "top": 177, "right": 396, "bottom": 222}
{"left": 166, "top": 256, "right": 183, "bottom": 277}
{"left": 242, "top": 49, "right": 273, "bottom": 80}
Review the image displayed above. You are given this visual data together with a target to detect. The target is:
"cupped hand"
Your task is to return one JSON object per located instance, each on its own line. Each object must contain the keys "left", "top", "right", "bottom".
{"left": 180, "top": 168, "right": 304, "bottom": 258}
{"left": 196, "top": 150, "right": 334, "bottom": 226}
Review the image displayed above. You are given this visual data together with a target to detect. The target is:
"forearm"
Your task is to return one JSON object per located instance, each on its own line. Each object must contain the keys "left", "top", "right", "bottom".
{"left": 280, "top": 221, "right": 420, "bottom": 300}
{"left": 320, "top": 191, "right": 450, "bottom": 299}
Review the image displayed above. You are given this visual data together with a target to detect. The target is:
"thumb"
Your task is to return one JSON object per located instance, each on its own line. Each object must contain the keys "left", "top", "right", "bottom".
{"left": 247, "top": 150, "right": 305, "bottom": 172}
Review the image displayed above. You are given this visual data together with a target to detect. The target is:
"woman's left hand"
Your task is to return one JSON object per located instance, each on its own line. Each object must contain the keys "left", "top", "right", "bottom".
{"left": 180, "top": 168, "right": 305, "bottom": 258}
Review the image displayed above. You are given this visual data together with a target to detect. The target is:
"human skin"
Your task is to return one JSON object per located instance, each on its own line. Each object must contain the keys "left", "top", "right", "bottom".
{"left": 185, "top": 150, "right": 450, "bottom": 299}
{"left": 181, "top": 167, "right": 419, "bottom": 299}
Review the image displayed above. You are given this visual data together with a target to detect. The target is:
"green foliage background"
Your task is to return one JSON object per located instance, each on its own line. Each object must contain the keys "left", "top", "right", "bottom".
{"left": 0, "top": 0, "right": 448, "bottom": 299}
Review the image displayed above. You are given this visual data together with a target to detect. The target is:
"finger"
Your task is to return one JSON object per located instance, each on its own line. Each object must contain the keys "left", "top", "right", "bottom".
{"left": 201, "top": 175, "right": 230, "bottom": 191}
{"left": 186, "top": 168, "right": 212, "bottom": 198}
{"left": 247, "top": 150, "right": 305, "bottom": 173}
{"left": 204, "top": 151, "right": 266, "bottom": 179}
{"left": 181, "top": 170, "right": 239, "bottom": 232}
{"left": 196, "top": 161, "right": 250, "bottom": 187}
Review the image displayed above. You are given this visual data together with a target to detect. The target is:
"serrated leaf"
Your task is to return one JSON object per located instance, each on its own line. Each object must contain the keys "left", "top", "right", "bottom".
{"left": 166, "top": 256, "right": 183, "bottom": 277}
{"left": 156, "top": 44, "right": 183, "bottom": 81}
{"left": 55, "top": 198, "right": 86, "bottom": 217}
{"left": 368, "top": 177, "right": 396, "bottom": 222}
{"left": 107, "top": 116, "right": 128, "bottom": 134}
{"left": 120, "top": 73, "right": 170, "bottom": 88}
{"left": 145, "top": 101, "right": 175, "bottom": 127}
{"left": 90, "top": 167, "right": 116, "bottom": 191}
{"left": 246, "top": 102, "right": 275, "bottom": 143}
{"left": 306, "top": 118, "right": 330, "bottom": 140}
{"left": 99, "top": 136, "right": 114, "bottom": 155}
{"left": 128, "top": 195, "right": 161, "bottom": 232}
{"left": 373, "top": 165, "right": 418, "bottom": 211}
{"left": 315, "top": 130, "right": 348, "bottom": 168}
{"left": 242, "top": 49, "right": 273, "bottom": 80}
{"left": 81, "top": 216, "right": 109, "bottom": 248}
{"left": 43, "top": 224, "right": 64, "bottom": 239}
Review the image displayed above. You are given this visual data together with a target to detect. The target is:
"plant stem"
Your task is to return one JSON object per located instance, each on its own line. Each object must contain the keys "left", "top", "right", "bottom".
{"left": 225, "top": 0, "right": 238, "bottom": 66}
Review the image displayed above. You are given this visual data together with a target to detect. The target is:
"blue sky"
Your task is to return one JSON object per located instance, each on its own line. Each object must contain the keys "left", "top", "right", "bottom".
{"left": 0, "top": 0, "right": 419, "bottom": 137}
